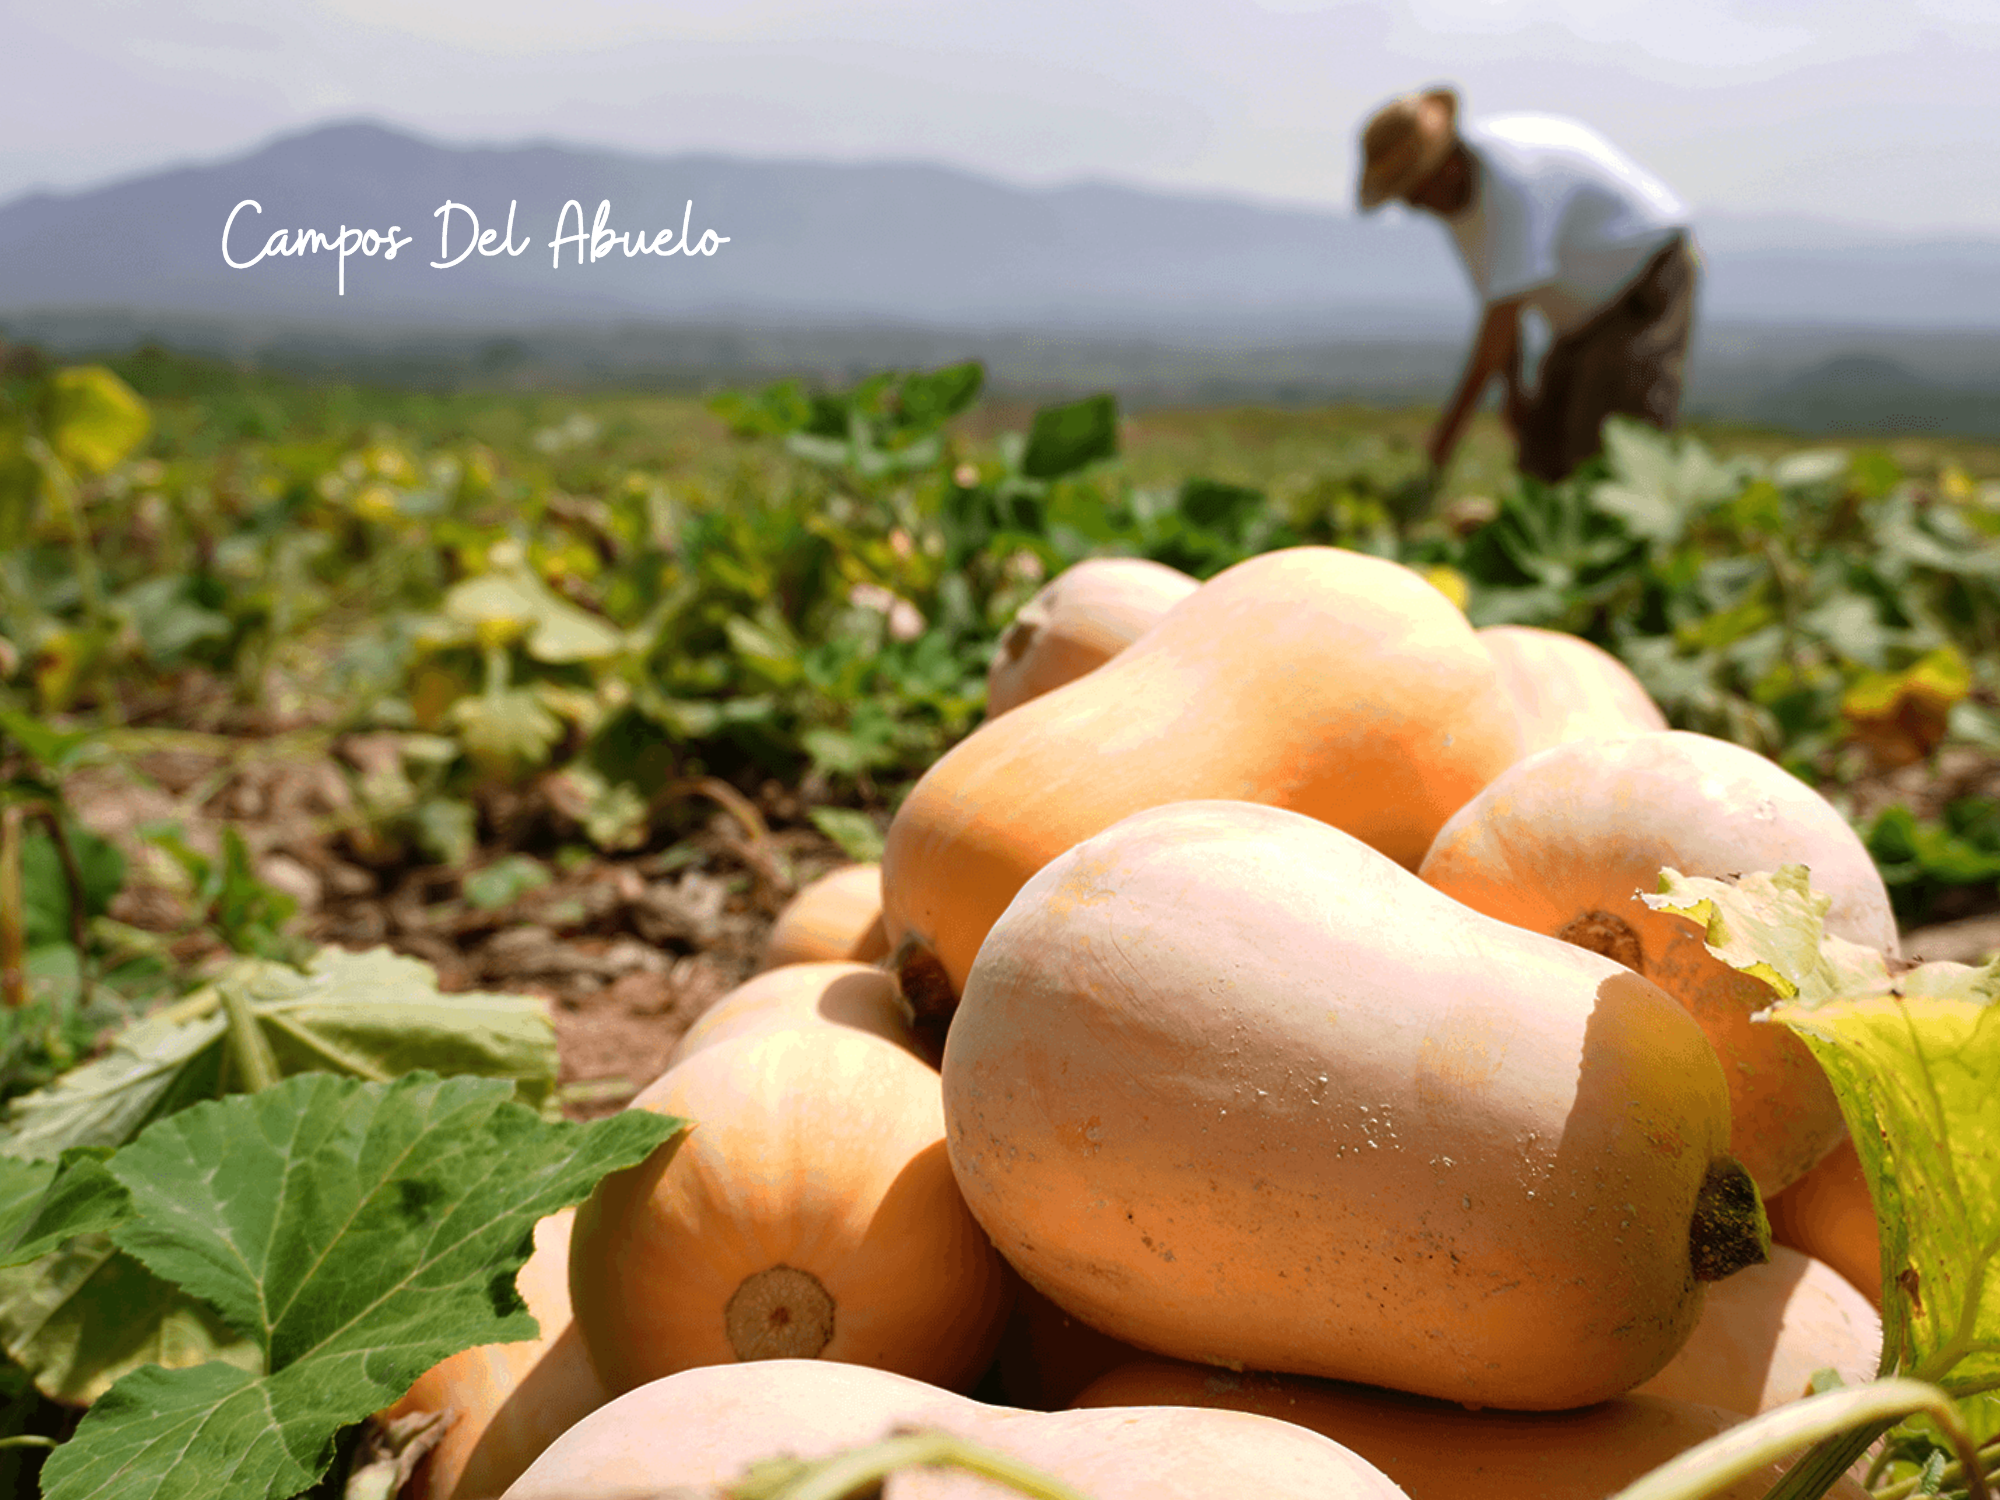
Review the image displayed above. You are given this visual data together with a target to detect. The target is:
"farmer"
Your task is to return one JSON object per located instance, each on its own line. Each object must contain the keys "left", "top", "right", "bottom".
{"left": 1357, "top": 86, "right": 1700, "bottom": 485}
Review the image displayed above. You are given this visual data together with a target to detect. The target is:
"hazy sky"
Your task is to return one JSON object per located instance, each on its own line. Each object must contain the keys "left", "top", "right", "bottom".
{"left": 5, "top": 0, "right": 1997, "bottom": 234}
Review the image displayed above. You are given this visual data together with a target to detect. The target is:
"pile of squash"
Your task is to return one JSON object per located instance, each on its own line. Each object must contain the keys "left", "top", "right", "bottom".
{"left": 378, "top": 547, "right": 1894, "bottom": 1500}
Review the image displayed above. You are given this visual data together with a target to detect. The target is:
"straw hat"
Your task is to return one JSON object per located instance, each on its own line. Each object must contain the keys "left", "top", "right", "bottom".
{"left": 1357, "top": 86, "right": 1459, "bottom": 211}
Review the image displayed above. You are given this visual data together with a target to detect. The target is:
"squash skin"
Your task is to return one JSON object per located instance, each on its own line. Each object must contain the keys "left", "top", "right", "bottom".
{"left": 384, "top": 1208, "right": 612, "bottom": 1500}
{"left": 569, "top": 1028, "right": 1012, "bottom": 1398}
{"left": 1072, "top": 1360, "right": 1869, "bottom": 1500}
{"left": 1478, "top": 624, "right": 1668, "bottom": 755}
{"left": 501, "top": 1358, "right": 1414, "bottom": 1500}
{"left": 759, "top": 864, "right": 890, "bottom": 970}
{"left": 885, "top": 546, "right": 1524, "bottom": 1002}
{"left": 1418, "top": 730, "right": 1899, "bottom": 1198}
{"left": 1765, "top": 1136, "right": 1884, "bottom": 1308}
{"left": 985, "top": 556, "right": 1199, "bottom": 717}
{"left": 942, "top": 799, "right": 1751, "bottom": 1412}
{"left": 665, "top": 960, "right": 916, "bottom": 1069}
{"left": 1635, "top": 1244, "right": 1880, "bottom": 1414}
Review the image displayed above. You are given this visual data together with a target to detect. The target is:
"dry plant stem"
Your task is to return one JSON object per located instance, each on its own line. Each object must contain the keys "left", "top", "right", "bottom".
{"left": 0, "top": 804, "right": 24, "bottom": 1009}
{"left": 1610, "top": 1380, "right": 1988, "bottom": 1500}
{"left": 727, "top": 1429, "right": 1095, "bottom": 1500}
{"left": 663, "top": 776, "right": 786, "bottom": 891}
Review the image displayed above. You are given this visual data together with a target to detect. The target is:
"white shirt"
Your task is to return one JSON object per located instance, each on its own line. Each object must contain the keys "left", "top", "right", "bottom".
{"left": 1445, "top": 114, "right": 1688, "bottom": 336}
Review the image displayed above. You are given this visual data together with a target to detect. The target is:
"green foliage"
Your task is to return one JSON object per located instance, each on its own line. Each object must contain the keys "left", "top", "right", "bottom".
{"left": 8, "top": 1071, "right": 684, "bottom": 1500}
{"left": 1868, "top": 802, "right": 2000, "bottom": 927}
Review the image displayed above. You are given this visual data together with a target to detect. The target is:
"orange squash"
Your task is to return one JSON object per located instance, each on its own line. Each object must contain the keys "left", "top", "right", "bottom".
{"left": 382, "top": 1209, "right": 611, "bottom": 1500}
{"left": 884, "top": 545, "right": 1523, "bottom": 1009}
{"left": 1765, "top": 1136, "right": 1884, "bottom": 1308}
{"left": 943, "top": 800, "right": 1761, "bottom": 1411}
{"left": 760, "top": 863, "right": 889, "bottom": 969}
{"left": 569, "top": 1027, "right": 1012, "bottom": 1398}
{"left": 985, "top": 556, "right": 1198, "bottom": 717}
{"left": 1635, "top": 1244, "right": 1880, "bottom": 1413}
{"left": 1072, "top": 1360, "right": 1869, "bottom": 1500}
{"left": 665, "top": 960, "right": 916, "bottom": 1069}
{"left": 503, "top": 1358, "right": 1415, "bottom": 1500}
{"left": 1478, "top": 623, "right": 1667, "bottom": 754}
{"left": 1418, "top": 730, "right": 1898, "bottom": 1197}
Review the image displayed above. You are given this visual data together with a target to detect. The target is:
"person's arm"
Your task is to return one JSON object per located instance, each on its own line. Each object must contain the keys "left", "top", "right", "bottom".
{"left": 1426, "top": 296, "right": 1524, "bottom": 471}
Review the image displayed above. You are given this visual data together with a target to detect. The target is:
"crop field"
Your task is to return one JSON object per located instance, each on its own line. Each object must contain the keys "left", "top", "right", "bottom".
{"left": 0, "top": 340, "right": 1996, "bottom": 1499}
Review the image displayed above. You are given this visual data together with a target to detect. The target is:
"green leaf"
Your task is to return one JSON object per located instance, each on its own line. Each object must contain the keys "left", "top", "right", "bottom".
{"left": 0, "top": 1231, "right": 258, "bottom": 1404}
{"left": 1591, "top": 418, "right": 1743, "bottom": 545}
{"left": 39, "top": 1071, "right": 686, "bottom": 1500}
{"left": 1019, "top": 394, "right": 1119, "bottom": 480}
{"left": 1644, "top": 866, "right": 2000, "bottom": 1397}
{"left": 43, "top": 367, "right": 150, "bottom": 478}
{"left": 442, "top": 570, "right": 623, "bottom": 664}
{"left": 461, "top": 855, "right": 551, "bottom": 911}
{"left": 449, "top": 688, "right": 564, "bottom": 772}
{"left": 807, "top": 807, "right": 886, "bottom": 864}
{"left": 3, "top": 948, "right": 560, "bottom": 1161}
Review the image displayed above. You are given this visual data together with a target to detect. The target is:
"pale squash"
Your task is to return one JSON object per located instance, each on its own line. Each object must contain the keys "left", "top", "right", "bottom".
{"left": 382, "top": 1208, "right": 611, "bottom": 1500}
{"left": 943, "top": 800, "right": 1762, "bottom": 1412}
{"left": 1478, "top": 623, "right": 1668, "bottom": 754}
{"left": 760, "top": 863, "right": 890, "bottom": 970}
{"left": 568, "top": 1028, "right": 1012, "bottom": 1398}
{"left": 1765, "top": 1136, "right": 1884, "bottom": 1308}
{"left": 501, "top": 1358, "right": 1415, "bottom": 1500}
{"left": 884, "top": 545, "right": 1523, "bottom": 1010}
{"left": 1634, "top": 1243, "right": 1880, "bottom": 1413}
{"left": 985, "top": 556, "right": 1198, "bottom": 717}
{"left": 1418, "top": 730, "right": 1898, "bottom": 1197}
{"left": 665, "top": 960, "right": 916, "bottom": 1069}
{"left": 1072, "top": 1360, "right": 1870, "bottom": 1500}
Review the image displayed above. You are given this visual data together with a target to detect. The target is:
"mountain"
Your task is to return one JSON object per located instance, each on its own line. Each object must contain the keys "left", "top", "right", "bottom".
{"left": 6, "top": 119, "right": 2000, "bottom": 340}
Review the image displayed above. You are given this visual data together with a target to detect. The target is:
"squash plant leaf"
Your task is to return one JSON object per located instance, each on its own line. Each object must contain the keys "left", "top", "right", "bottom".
{"left": 1645, "top": 866, "right": 2000, "bottom": 1397}
{"left": 39, "top": 1070, "right": 686, "bottom": 1500}
{"left": 0, "top": 1148, "right": 129, "bottom": 1269}
{"left": 2, "top": 946, "right": 561, "bottom": 1162}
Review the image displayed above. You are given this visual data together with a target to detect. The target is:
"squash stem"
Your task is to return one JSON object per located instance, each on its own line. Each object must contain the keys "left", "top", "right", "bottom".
{"left": 729, "top": 1429, "right": 1095, "bottom": 1500}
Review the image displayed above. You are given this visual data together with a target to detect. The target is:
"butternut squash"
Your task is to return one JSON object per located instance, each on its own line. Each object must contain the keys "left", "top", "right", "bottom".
{"left": 760, "top": 863, "right": 889, "bottom": 970}
{"left": 1072, "top": 1360, "right": 1869, "bottom": 1500}
{"left": 943, "top": 799, "right": 1762, "bottom": 1412}
{"left": 502, "top": 1358, "right": 1415, "bottom": 1500}
{"left": 985, "top": 556, "right": 1198, "bottom": 717}
{"left": 1765, "top": 1136, "right": 1884, "bottom": 1308}
{"left": 1419, "top": 730, "right": 1898, "bottom": 1198}
{"left": 884, "top": 546, "right": 1523, "bottom": 1011}
{"left": 1635, "top": 1244, "right": 1880, "bottom": 1413}
{"left": 382, "top": 1208, "right": 611, "bottom": 1500}
{"left": 1478, "top": 623, "right": 1668, "bottom": 754}
{"left": 568, "top": 1028, "right": 1012, "bottom": 1398}
{"left": 665, "top": 960, "right": 916, "bottom": 1069}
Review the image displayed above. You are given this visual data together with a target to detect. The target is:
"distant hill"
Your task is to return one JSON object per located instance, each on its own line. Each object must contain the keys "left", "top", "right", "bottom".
{"left": 6, "top": 119, "right": 2000, "bottom": 339}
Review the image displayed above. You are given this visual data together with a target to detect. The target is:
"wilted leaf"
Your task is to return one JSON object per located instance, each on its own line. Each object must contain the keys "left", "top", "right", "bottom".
{"left": 44, "top": 367, "right": 150, "bottom": 478}
{"left": 1842, "top": 647, "right": 1972, "bottom": 769}
{"left": 3, "top": 947, "right": 559, "bottom": 1161}
{"left": 1646, "top": 866, "right": 2000, "bottom": 1396}
{"left": 38, "top": 1072, "right": 686, "bottom": 1500}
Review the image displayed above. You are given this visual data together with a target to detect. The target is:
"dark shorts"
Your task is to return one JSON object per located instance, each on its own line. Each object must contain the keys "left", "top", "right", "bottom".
{"left": 1513, "top": 234, "right": 1699, "bottom": 484}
